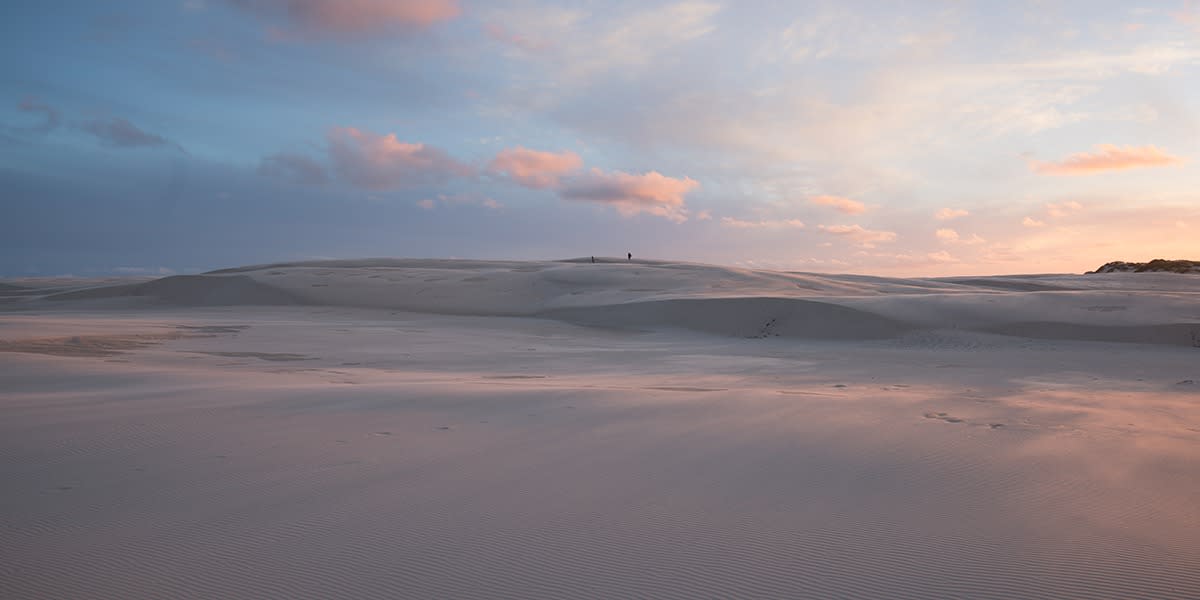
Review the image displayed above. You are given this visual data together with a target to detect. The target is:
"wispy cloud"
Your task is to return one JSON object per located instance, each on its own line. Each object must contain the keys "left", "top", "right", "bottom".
{"left": 720, "top": 217, "right": 806, "bottom": 229}
{"left": 936, "top": 228, "right": 985, "bottom": 245}
{"left": 327, "top": 126, "right": 472, "bottom": 189}
{"left": 257, "top": 152, "right": 327, "bottom": 185}
{"left": 818, "top": 224, "right": 897, "bottom": 247}
{"left": 481, "top": 1, "right": 720, "bottom": 80}
{"left": 1022, "top": 216, "right": 1046, "bottom": 227}
{"left": 1030, "top": 144, "right": 1184, "bottom": 175}
{"left": 415, "top": 193, "right": 503, "bottom": 211}
{"left": 229, "top": 0, "right": 460, "bottom": 36}
{"left": 601, "top": 1, "right": 720, "bottom": 62}
{"left": 559, "top": 169, "right": 698, "bottom": 222}
{"left": 935, "top": 208, "right": 968, "bottom": 221}
{"left": 16, "top": 99, "right": 60, "bottom": 134}
{"left": 484, "top": 22, "right": 548, "bottom": 52}
{"left": 1173, "top": 4, "right": 1200, "bottom": 30}
{"left": 809, "top": 195, "right": 866, "bottom": 214}
{"left": 80, "top": 117, "right": 173, "bottom": 148}
{"left": 926, "top": 250, "right": 958, "bottom": 264}
{"left": 1045, "top": 201, "right": 1083, "bottom": 217}
{"left": 488, "top": 147, "right": 582, "bottom": 189}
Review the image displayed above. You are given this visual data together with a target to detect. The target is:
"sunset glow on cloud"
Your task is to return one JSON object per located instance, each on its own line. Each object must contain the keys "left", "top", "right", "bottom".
{"left": 560, "top": 169, "right": 698, "bottom": 222}
{"left": 818, "top": 224, "right": 898, "bottom": 248}
{"left": 326, "top": 127, "right": 472, "bottom": 189}
{"left": 810, "top": 195, "right": 867, "bottom": 215}
{"left": 721, "top": 217, "right": 806, "bottom": 229}
{"left": 3, "top": 1, "right": 1198, "bottom": 276}
{"left": 231, "top": 0, "right": 461, "bottom": 34}
{"left": 935, "top": 209, "right": 969, "bottom": 221}
{"left": 1030, "top": 145, "right": 1185, "bottom": 176}
{"left": 488, "top": 147, "right": 582, "bottom": 189}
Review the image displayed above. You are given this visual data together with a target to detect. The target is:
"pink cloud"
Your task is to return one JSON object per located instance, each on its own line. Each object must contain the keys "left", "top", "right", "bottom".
{"left": 936, "top": 228, "right": 986, "bottom": 245}
{"left": 810, "top": 195, "right": 866, "bottom": 214}
{"left": 230, "top": 0, "right": 460, "bottom": 35}
{"left": 818, "top": 224, "right": 897, "bottom": 247}
{"left": 1022, "top": 216, "right": 1046, "bottom": 227}
{"left": 935, "top": 208, "right": 968, "bottom": 221}
{"left": 327, "top": 127, "right": 472, "bottom": 189}
{"left": 1174, "top": 5, "right": 1200, "bottom": 30}
{"left": 559, "top": 169, "right": 699, "bottom": 222}
{"left": 1030, "top": 144, "right": 1184, "bottom": 175}
{"left": 721, "top": 217, "right": 805, "bottom": 229}
{"left": 488, "top": 147, "right": 582, "bottom": 189}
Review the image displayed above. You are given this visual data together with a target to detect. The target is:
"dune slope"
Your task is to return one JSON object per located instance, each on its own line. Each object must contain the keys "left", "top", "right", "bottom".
{"left": 32, "top": 258, "right": 1200, "bottom": 347}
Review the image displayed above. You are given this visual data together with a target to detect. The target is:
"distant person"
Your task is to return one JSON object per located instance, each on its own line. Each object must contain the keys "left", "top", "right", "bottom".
{"left": 591, "top": 256, "right": 595, "bottom": 263}
{"left": 627, "top": 252, "right": 632, "bottom": 261}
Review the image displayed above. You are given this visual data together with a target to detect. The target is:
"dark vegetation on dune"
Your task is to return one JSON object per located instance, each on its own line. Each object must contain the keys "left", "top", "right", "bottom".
{"left": 1088, "top": 259, "right": 1200, "bottom": 274}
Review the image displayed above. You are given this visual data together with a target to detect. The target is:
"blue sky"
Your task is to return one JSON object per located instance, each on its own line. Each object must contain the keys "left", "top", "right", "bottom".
{"left": 2, "top": 0, "right": 1198, "bottom": 276}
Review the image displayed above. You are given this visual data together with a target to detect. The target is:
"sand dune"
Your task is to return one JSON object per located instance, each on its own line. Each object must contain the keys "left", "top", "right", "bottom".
{"left": 36, "top": 258, "right": 1200, "bottom": 347}
{"left": 3, "top": 259, "right": 1199, "bottom": 599}
{"left": 544, "top": 297, "right": 912, "bottom": 339}
{"left": 49, "top": 274, "right": 303, "bottom": 306}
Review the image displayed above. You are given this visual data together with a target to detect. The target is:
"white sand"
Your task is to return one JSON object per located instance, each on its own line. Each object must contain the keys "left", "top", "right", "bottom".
{"left": 2, "top": 258, "right": 1198, "bottom": 598}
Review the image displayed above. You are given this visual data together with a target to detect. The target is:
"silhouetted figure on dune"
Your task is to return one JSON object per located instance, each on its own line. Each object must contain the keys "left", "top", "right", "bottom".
{"left": 627, "top": 252, "right": 632, "bottom": 261}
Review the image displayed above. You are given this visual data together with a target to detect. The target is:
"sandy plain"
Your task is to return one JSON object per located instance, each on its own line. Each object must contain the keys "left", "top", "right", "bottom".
{"left": 1, "top": 258, "right": 1198, "bottom": 599}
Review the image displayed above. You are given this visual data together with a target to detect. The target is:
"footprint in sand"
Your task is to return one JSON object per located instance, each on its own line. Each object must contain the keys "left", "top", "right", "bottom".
{"left": 924, "top": 412, "right": 965, "bottom": 424}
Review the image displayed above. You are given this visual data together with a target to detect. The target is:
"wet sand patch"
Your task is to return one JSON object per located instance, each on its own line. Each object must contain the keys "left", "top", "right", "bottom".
{"left": 187, "top": 351, "right": 314, "bottom": 362}
{"left": 0, "top": 333, "right": 187, "bottom": 357}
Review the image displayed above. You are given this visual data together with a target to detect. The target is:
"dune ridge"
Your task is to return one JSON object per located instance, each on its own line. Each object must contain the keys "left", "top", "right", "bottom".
{"left": 28, "top": 258, "right": 1200, "bottom": 347}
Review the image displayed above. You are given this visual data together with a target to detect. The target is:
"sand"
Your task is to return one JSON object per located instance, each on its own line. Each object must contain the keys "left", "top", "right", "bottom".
{"left": 2, "top": 258, "right": 1198, "bottom": 598}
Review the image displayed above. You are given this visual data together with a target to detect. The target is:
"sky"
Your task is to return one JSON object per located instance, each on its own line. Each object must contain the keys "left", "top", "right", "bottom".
{"left": 2, "top": 0, "right": 1199, "bottom": 277}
